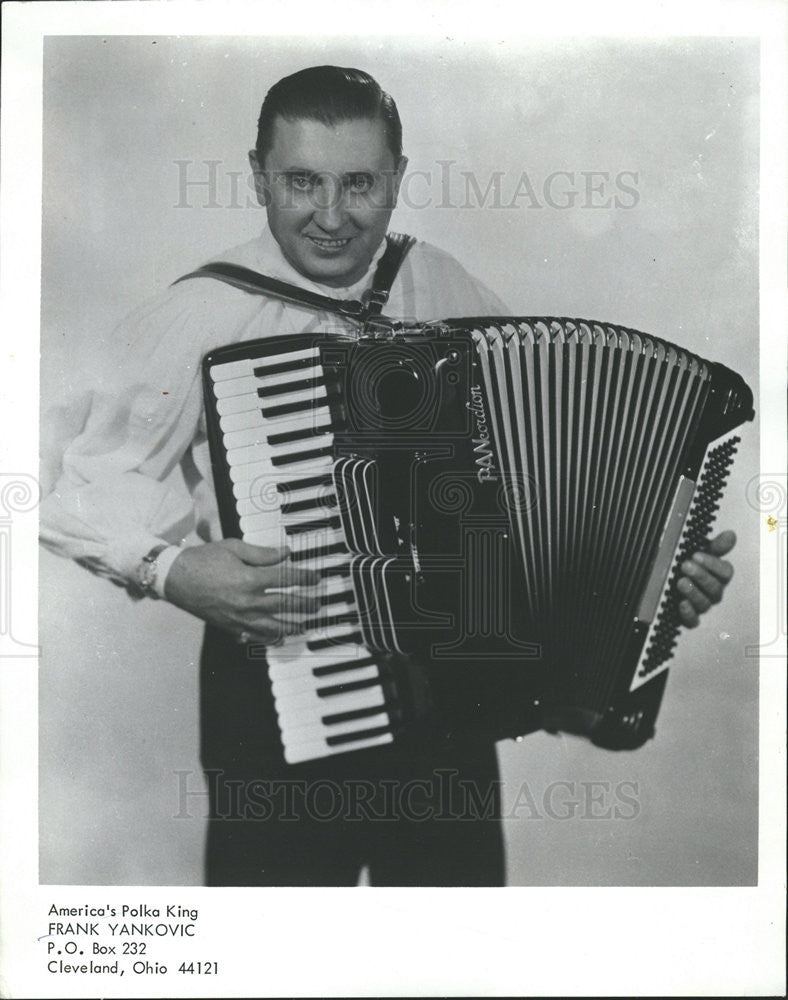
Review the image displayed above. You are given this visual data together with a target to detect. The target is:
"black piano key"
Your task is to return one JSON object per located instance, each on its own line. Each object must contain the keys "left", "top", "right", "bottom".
{"left": 253, "top": 355, "right": 320, "bottom": 377}
{"left": 267, "top": 423, "right": 333, "bottom": 446}
{"left": 278, "top": 473, "right": 334, "bottom": 494}
{"left": 320, "top": 589, "right": 355, "bottom": 607}
{"left": 284, "top": 515, "right": 342, "bottom": 534}
{"left": 261, "top": 397, "right": 331, "bottom": 419}
{"left": 289, "top": 542, "right": 347, "bottom": 562}
{"left": 301, "top": 611, "right": 359, "bottom": 633}
{"left": 271, "top": 445, "right": 333, "bottom": 467}
{"left": 312, "top": 656, "right": 377, "bottom": 678}
{"left": 326, "top": 724, "right": 392, "bottom": 747}
{"left": 321, "top": 704, "right": 393, "bottom": 726}
{"left": 317, "top": 676, "right": 383, "bottom": 698}
{"left": 280, "top": 494, "right": 338, "bottom": 515}
{"left": 257, "top": 375, "right": 326, "bottom": 398}
{"left": 308, "top": 630, "right": 363, "bottom": 651}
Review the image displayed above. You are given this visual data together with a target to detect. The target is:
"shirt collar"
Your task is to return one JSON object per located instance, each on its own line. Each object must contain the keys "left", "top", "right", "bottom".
{"left": 254, "top": 226, "right": 388, "bottom": 300}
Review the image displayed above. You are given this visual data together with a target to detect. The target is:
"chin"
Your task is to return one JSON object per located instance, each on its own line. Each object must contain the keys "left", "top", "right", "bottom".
{"left": 303, "top": 257, "right": 363, "bottom": 288}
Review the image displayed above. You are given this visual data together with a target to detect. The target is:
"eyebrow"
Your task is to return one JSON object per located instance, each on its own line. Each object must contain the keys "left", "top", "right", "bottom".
{"left": 277, "top": 168, "right": 376, "bottom": 179}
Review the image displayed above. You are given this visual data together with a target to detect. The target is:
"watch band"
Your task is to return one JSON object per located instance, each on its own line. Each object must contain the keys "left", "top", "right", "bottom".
{"left": 134, "top": 543, "right": 169, "bottom": 598}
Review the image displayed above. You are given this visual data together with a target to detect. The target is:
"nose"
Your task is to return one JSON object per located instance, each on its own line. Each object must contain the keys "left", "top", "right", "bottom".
{"left": 312, "top": 175, "right": 349, "bottom": 232}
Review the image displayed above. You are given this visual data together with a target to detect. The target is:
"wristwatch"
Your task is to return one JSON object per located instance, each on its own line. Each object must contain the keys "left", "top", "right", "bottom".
{"left": 134, "top": 543, "right": 169, "bottom": 598}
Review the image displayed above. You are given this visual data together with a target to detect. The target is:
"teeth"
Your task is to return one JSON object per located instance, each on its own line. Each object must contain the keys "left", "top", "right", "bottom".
{"left": 308, "top": 238, "right": 350, "bottom": 248}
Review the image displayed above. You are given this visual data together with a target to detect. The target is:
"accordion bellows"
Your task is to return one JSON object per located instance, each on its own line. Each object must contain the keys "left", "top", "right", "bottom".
{"left": 203, "top": 317, "right": 754, "bottom": 764}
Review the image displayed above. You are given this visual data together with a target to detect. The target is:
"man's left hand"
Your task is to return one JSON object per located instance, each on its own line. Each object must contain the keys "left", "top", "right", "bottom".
{"left": 676, "top": 530, "right": 736, "bottom": 628}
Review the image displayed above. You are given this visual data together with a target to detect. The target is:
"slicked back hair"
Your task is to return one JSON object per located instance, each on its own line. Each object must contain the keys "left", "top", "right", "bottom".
{"left": 255, "top": 65, "right": 403, "bottom": 165}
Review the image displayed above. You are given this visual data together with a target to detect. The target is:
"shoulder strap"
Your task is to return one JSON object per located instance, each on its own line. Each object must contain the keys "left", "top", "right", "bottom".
{"left": 172, "top": 232, "right": 416, "bottom": 323}
{"left": 364, "top": 232, "right": 417, "bottom": 317}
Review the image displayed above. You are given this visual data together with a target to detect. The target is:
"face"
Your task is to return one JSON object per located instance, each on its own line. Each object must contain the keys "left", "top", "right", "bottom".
{"left": 250, "top": 116, "right": 407, "bottom": 288}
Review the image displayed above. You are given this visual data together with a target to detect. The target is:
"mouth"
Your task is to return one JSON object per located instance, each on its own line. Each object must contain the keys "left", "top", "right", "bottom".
{"left": 305, "top": 235, "right": 353, "bottom": 252}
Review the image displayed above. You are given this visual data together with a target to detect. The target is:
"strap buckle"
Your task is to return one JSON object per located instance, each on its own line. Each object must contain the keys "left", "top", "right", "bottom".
{"left": 336, "top": 298, "right": 366, "bottom": 319}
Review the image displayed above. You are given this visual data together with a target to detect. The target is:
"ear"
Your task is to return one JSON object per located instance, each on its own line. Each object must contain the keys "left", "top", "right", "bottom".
{"left": 391, "top": 155, "right": 408, "bottom": 206}
{"left": 248, "top": 150, "right": 269, "bottom": 208}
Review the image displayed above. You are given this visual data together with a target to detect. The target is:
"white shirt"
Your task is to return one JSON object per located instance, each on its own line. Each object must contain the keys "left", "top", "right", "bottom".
{"left": 39, "top": 228, "right": 508, "bottom": 590}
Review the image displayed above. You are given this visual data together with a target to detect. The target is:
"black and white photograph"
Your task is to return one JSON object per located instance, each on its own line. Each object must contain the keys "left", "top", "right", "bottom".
{"left": 0, "top": 1, "right": 785, "bottom": 996}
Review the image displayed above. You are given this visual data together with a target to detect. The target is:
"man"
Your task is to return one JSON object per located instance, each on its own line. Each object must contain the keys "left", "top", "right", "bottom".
{"left": 40, "top": 66, "right": 736, "bottom": 886}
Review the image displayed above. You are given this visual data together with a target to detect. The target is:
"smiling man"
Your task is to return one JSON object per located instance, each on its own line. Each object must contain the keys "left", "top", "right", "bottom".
{"left": 250, "top": 115, "right": 407, "bottom": 287}
{"left": 40, "top": 65, "right": 736, "bottom": 886}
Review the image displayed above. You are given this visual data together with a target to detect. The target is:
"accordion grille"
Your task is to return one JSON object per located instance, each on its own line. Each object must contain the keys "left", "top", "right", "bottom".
{"left": 472, "top": 320, "right": 711, "bottom": 714}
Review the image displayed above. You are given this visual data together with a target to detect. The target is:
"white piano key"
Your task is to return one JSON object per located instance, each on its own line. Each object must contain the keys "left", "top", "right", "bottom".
{"left": 212, "top": 374, "right": 262, "bottom": 399}
{"left": 209, "top": 358, "right": 253, "bottom": 382}
{"left": 219, "top": 408, "right": 264, "bottom": 433}
{"left": 283, "top": 732, "right": 393, "bottom": 764}
{"left": 275, "top": 685, "right": 385, "bottom": 719}
{"left": 216, "top": 391, "right": 263, "bottom": 417}
{"left": 279, "top": 482, "right": 336, "bottom": 505}
{"left": 309, "top": 600, "right": 355, "bottom": 622}
{"left": 229, "top": 458, "right": 270, "bottom": 485}
{"left": 261, "top": 413, "right": 332, "bottom": 438}
{"left": 282, "top": 715, "right": 389, "bottom": 746}
{"left": 226, "top": 436, "right": 332, "bottom": 469}
{"left": 235, "top": 495, "right": 277, "bottom": 518}
{"left": 267, "top": 644, "right": 372, "bottom": 680}
{"left": 282, "top": 712, "right": 390, "bottom": 746}
{"left": 235, "top": 489, "right": 336, "bottom": 518}
{"left": 283, "top": 507, "right": 339, "bottom": 528}
{"left": 256, "top": 368, "right": 325, "bottom": 389}
{"left": 272, "top": 664, "right": 380, "bottom": 698}
{"left": 243, "top": 526, "right": 289, "bottom": 548}
{"left": 222, "top": 424, "right": 271, "bottom": 450}
{"left": 231, "top": 454, "right": 333, "bottom": 487}
{"left": 268, "top": 656, "right": 371, "bottom": 685}
{"left": 287, "top": 527, "right": 347, "bottom": 553}
{"left": 241, "top": 504, "right": 338, "bottom": 535}
{"left": 275, "top": 456, "right": 336, "bottom": 478}
{"left": 266, "top": 630, "right": 360, "bottom": 658}
{"left": 240, "top": 511, "right": 283, "bottom": 534}
{"left": 233, "top": 478, "right": 267, "bottom": 501}
{"left": 254, "top": 346, "right": 320, "bottom": 370}
{"left": 268, "top": 432, "right": 334, "bottom": 457}
{"left": 213, "top": 351, "right": 319, "bottom": 383}
{"left": 260, "top": 385, "right": 327, "bottom": 410}
{"left": 320, "top": 575, "right": 354, "bottom": 598}
{"left": 299, "top": 550, "right": 351, "bottom": 574}
{"left": 274, "top": 682, "right": 384, "bottom": 718}
{"left": 305, "top": 622, "right": 360, "bottom": 645}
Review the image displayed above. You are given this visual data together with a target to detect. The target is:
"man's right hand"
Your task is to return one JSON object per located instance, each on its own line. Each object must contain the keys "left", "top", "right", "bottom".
{"left": 163, "top": 539, "right": 320, "bottom": 644}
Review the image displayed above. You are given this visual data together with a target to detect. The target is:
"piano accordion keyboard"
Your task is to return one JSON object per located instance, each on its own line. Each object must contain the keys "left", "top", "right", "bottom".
{"left": 209, "top": 345, "right": 397, "bottom": 764}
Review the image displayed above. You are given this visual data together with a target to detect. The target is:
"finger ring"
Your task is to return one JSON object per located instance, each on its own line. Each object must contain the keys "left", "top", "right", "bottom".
{"left": 237, "top": 630, "right": 251, "bottom": 645}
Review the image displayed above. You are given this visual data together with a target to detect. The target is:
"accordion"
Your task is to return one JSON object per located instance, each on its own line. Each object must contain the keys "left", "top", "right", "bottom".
{"left": 202, "top": 317, "right": 754, "bottom": 764}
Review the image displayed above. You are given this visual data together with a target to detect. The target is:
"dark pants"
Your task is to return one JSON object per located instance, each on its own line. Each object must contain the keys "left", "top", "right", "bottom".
{"left": 200, "top": 628, "right": 505, "bottom": 886}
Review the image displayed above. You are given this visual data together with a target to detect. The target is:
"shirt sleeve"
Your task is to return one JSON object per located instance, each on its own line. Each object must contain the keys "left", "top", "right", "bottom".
{"left": 393, "top": 240, "right": 511, "bottom": 320}
{"left": 39, "top": 284, "right": 232, "bottom": 587}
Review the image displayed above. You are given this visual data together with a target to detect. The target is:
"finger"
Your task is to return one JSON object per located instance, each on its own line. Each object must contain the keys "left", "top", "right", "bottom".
{"left": 678, "top": 598, "right": 700, "bottom": 628}
{"left": 706, "top": 530, "right": 737, "bottom": 557}
{"left": 235, "top": 624, "right": 290, "bottom": 646}
{"left": 237, "top": 611, "right": 310, "bottom": 643}
{"left": 248, "top": 563, "right": 321, "bottom": 589}
{"left": 677, "top": 576, "right": 712, "bottom": 614}
{"left": 257, "top": 592, "right": 321, "bottom": 616}
{"left": 692, "top": 551, "right": 734, "bottom": 583}
{"left": 680, "top": 559, "right": 725, "bottom": 602}
{"left": 225, "top": 539, "right": 292, "bottom": 567}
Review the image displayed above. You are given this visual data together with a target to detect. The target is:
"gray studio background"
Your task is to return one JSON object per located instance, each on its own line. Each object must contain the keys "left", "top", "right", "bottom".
{"left": 39, "top": 35, "right": 759, "bottom": 885}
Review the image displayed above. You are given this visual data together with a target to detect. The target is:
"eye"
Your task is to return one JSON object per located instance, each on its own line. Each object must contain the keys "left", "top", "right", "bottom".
{"left": 346, "top": 173, "right": 374, "bottom": 194}
{"left": 288, "top": 174, "right": 313, "bottom": 192}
